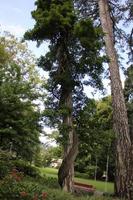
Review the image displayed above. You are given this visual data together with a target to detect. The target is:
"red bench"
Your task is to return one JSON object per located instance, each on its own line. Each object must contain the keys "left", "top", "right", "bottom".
{"left": 74, "top": 182, "right": 95, "bottom": 193}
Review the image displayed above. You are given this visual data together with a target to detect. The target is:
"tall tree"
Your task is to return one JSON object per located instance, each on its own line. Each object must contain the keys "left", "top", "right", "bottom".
{"left": 98, "top": 0, "right": 132, "bottom": 198}
{"left": 24, "top": 0, "right": 105, "bottom": 192}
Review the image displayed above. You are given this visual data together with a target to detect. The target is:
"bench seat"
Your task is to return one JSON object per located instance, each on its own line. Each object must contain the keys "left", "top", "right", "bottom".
{"left": 74, "top": 182, "right": 95, "bottom": 193}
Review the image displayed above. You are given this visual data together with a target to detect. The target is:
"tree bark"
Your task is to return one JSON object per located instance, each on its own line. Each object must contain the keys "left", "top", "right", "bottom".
{"left": 98, "top": 0, "right": 133, "bottom": 199}
{"left": 57, "top": 41, "right": 78, "bottom": 193}
{"left": 58, "top": 89, "right": 78, "bottom": 192}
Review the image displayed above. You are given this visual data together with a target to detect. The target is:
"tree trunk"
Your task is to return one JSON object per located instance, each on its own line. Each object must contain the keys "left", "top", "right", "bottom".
{"left": 58, "top": 89, "right": 78, "bottom": 192}
{"left": 98, "top": 0, "right": 133, "bottom": 198}
{"left": 61, "top": 91, "right": 75, "bottom": 192}
{"left": 57, "top": 41, "right": 78, "bottom": 193}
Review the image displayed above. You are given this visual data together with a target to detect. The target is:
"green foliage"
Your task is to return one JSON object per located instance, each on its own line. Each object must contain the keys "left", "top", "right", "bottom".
{"left": 74, "top": 171, "right": 89, "bottom": 180}
{"left": 25, "top": 0, "right": 76, "bottom": 42}
{"left": 0, "top": 43, "right": 9, "bottom": 65}
{"left": 124, "top": 65, "right": 133, "bottom": 101}
{"left": 25, "top": 0, "right": 106, "bottom": 141}
{"left": 46, "top": 189, "right": 74, "bottom": 200}
{"left": 0, "top": 33, "right": 43, "bottom": 162}
{"left": 75, "top": 167, "right": 103, "bottom": 182}
{"left": 74, "top": 19, "right": 102, "bottom": 50}
{"left": 0, "top": 150, "right": 41, "bottom": 180}
{"left": 39, "top": 167, "right": 114, "bottom": 193}
{"left": 38, "top": 176, "right": 60, "bottom": 189}
{"left": 0, "top": 150, "right": 14, "bottom": 162}
{"left": 85, "top": 166, "right": 98, "bottom": 179}
{"left": 0, "top": 170, "right": 116, "bottom": 200}
{"left": 0, "top": 150, "right": 14, "bottom": 179}
{"left": 42, "top": 146, "right": 62, "bottom": 166}
{"left": 1, "top": 171, "right": 114, "bottom": 200}
{"left": 75, "top": 97, "right": 115, "bottom": 181}
{"left": 13, "top": 160, "right": 40, "bottom": 178}
{"left": 24, "top": 3, "right": 106, "bottom": 188}
{"left": 124, "top": 64, "right": 133, "bottom": 140}
{"left": 34, "top": 144, "right": 62, "bottom": 168}
{"left": 0, "top": 171, "right": 48, "bottom": 200}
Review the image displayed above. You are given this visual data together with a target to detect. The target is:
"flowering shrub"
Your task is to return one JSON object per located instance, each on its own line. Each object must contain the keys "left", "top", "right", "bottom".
{"left": 20, "top": 191, "right": 29, "bottom": 197}
{"left": 42, "top": 192, "right": 47, "bottom": 200}
{"left": 0, "top": 168, "right": 47, "bottom": 200}
{"left": 0, "top": 166, "right": 117, "bottom": 200}
{"left": 10, "top": 168, "right": 24, "bottom": 182}
{"left": 0, "top": 171, "right": 117, "bottom": 200}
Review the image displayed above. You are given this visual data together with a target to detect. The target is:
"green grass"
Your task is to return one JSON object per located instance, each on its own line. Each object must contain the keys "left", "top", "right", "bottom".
{"left": 39, "top": 167, "right": 114, "bottom": 194}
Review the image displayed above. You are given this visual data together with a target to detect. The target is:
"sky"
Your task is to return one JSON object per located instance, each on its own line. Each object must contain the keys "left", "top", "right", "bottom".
{"left": 0, "top": 0, "right": 49, "bottom": 57}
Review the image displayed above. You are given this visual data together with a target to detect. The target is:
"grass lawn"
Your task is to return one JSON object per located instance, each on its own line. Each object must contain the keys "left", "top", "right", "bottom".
{"left": 39, "top": 167, "right": 114, "bottom": 194}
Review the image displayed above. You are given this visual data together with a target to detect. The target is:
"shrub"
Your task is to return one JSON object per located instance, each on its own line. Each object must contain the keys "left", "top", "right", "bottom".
{"left": 0, "top": 169, "right": 48, "bottom": 200}
{"left": 85, "top": 166, "right": 97, "bottom": 179}
{"left": 13, "top": 160, "right": 40, "bottom": 178}
{"left": 0, "top": 150, "right": 14, "bottom": 179}
{"left": 45, "top": 188, "right": 75, "bottom": 200}
{"left": 0, "top": 150, "right": 14, "bottom": 161}
{"left": 75, "top": 171, "right": 89, "bottom": 179}
{"left": 0, "top": 160, "right": 13, "bottom": 179}
{"left": 0, "top": 152, "right": 41, "bottom": 180}
{"left": 37, "top": 176, "right": 60, "bottom": 189}
{"left": 0, "top": 169, "right": 118, "bottom": 200}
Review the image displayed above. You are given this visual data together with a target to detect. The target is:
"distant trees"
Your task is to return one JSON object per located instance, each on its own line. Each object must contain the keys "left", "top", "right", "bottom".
{"left": 124, "top": 65, "right": 133, "bottom": 141}
{"left": 75, "top": 97, "right": 115, "bottom": 181}
{"left": 0, "top": 33, "right": 42, "bottom": 162}
{"left": 126, "top": 0, "right": 133, "bottom": 61}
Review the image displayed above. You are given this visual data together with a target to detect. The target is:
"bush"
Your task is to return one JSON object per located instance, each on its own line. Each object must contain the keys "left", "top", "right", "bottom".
{"left": 13, "top": 160, "right": 40, "bottom": 178}
{"left": 0, "top": 151, "right": 41, "bottom": 180}
{"left": 75, "top": 166, "right": 100, "bottom": 180}
{"left": 0, "top": 169, "right": 48, "bottom": 200}
{"left": 85, "top": 166, "right": 97, "bottom": 179}
{"left": 75, "top": 171, "right": 89, "bottom": 179}
{"left": 0, "top": 169, "right": 74, "bottom": 200}
{"left": 45, "top": 189, "right": 75, "bottom": 200}
{"left": 38, "top": 176, "right": 60, "bottom": 189}
{"left": 0, "top": 150, "right": 14, "bottom": 161}
{"left": 0, "top": 169, "right": 118, "bottom": 200}
{"left": 0, "top": 150, "right": 14, "bottom": 179}
{"left": 0, "top": 160, "right": 13, "bottom": 179}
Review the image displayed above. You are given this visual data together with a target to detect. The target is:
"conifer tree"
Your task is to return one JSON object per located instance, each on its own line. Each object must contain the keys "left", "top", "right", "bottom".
{"left": 24, "top": 0, "right": 105, "bottom": 192}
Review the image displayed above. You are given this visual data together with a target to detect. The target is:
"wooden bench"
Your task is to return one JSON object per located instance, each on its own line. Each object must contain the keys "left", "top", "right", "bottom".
{"left": 74, "top": 182, "right": 95, "bottom": 194}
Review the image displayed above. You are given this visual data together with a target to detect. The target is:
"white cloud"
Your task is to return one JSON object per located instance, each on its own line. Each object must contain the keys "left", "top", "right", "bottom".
{"left": 0, "top": 22, "right": 25, "bottom": 37}
{"left": 39, "top": 127, "right": 57, "bottom": 146}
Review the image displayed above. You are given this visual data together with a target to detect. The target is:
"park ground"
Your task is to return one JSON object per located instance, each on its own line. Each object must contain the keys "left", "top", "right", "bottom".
{"left": 40, "top": 167, "right": 114, "bottom": 194}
